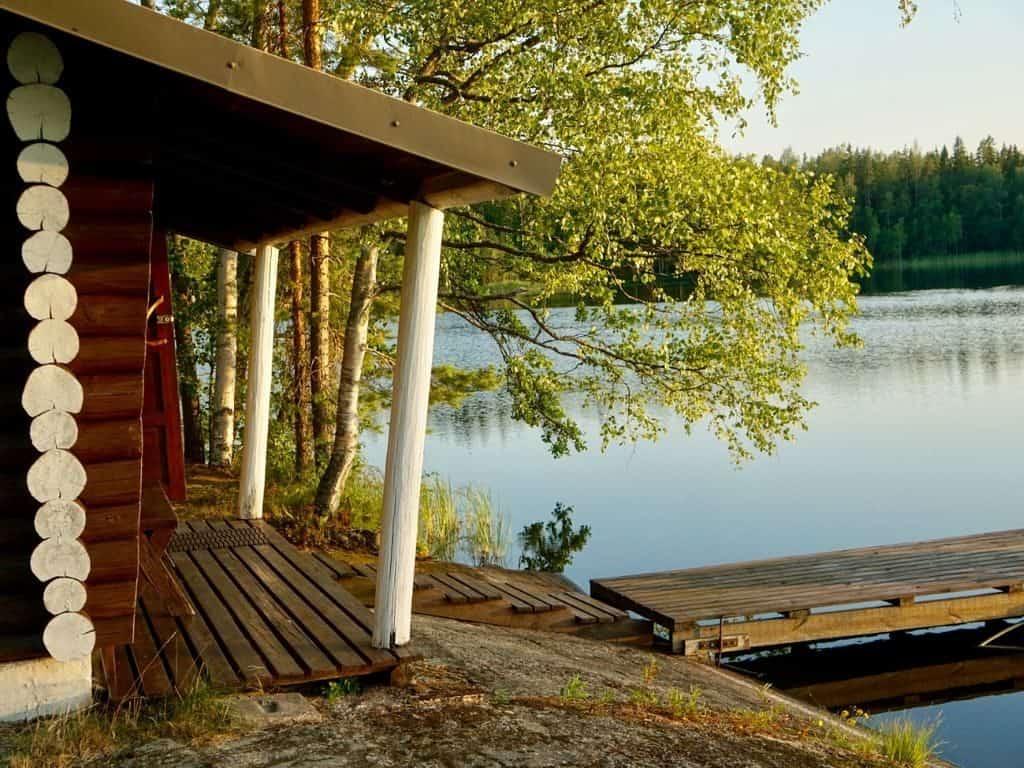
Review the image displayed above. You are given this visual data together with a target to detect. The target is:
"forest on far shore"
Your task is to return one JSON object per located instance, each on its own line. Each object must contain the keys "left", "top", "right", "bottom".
{"left": 762, "top": 137, "right": 1024, "bottom": 265}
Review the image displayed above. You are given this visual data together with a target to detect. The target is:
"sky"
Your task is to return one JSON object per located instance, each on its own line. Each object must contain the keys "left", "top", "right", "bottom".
{"left": 724, "top": 0, "right": 1024, "bottom": 159}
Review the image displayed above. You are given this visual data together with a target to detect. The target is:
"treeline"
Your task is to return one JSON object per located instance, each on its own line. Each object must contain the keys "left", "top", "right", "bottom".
{"left": 763, "top": 138, "right": 1024, "bottom": 263}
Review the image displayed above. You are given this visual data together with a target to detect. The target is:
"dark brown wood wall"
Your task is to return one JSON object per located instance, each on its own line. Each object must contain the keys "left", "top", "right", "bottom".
{"left": 65, "top": 175, "right": 152, "bottom": 649}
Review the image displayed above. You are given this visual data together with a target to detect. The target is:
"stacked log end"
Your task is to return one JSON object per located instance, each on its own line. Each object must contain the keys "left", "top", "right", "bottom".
{"left": 8, "top": 31, "right": 94, "bottom": 663}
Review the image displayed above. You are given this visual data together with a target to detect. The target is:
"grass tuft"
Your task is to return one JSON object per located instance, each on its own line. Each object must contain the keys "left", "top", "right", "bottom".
{"left": 559, "top": 674, "right": 589, "bottom": 703}
{"left": 6, "top": 680, "right": 233, "bottom": 768}
{"left": 875, "top": 718, "right": 941, "bottom": 767}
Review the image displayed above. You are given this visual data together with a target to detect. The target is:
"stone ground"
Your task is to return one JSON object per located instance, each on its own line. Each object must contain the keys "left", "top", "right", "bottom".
{"left": 86, "top": 616, "right": 896, "bottom": 768}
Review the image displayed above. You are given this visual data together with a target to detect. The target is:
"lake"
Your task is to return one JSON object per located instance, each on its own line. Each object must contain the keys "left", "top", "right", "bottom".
{"left": 364, "top": 283, "right": 1024, "bottom": 767}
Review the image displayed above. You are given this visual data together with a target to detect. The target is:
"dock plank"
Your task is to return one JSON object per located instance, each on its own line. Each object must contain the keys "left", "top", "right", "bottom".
{"left": 592, "top": 528, "right": 1024, "bottom": 653}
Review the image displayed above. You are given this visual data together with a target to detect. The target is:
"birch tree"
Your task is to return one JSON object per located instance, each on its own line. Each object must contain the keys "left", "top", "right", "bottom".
{"left": 210, "top": 248, "right": 238, "bottom": 466}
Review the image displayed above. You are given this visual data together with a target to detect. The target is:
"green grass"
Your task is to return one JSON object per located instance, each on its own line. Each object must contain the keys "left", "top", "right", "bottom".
{"left": 875, "top": 718, "right": 941, "bottom": 767}
{"left": 5, "top": 681, "right": 234, "bottom": 768}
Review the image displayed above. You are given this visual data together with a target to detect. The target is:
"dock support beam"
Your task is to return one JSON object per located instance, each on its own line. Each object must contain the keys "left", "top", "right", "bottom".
{"left": 238, "top": 244, "right": 279, "bottom": 520}
{"left": 374, "top": 201, "right": 444, "bottom": 648}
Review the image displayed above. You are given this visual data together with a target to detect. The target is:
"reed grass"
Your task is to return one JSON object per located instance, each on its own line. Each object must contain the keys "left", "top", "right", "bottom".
{"left": 419, "top": 476, "right": 460, "bottom": 560}
{"left": 460, "top": 485, "right": 510, "bottom": 567}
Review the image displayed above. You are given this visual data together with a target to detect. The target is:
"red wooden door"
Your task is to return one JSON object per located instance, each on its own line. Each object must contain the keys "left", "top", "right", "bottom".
{"left": 142, "top": 233, "right": 187, "bottom": 502}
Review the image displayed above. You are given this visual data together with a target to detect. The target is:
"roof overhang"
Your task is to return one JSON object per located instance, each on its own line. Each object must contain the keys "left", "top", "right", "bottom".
{"left": 0, "top": 0, "right": 562, "bottom": 249}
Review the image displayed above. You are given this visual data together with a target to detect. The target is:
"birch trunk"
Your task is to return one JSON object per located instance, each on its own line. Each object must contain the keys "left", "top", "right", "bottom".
{"left": 315, "top": 245, "right": 377, "bottom": 517}
{"left": 309, "top": 233, "right": 331, "bottom": 464}
{"left": 289, "top": 240, "right": 313, "bottom": 474}
{"left": 210, "top": 249, "right": 238, "bottom": 467}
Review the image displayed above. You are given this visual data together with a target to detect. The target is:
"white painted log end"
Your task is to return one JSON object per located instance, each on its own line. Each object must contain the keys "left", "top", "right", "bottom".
{"left": 16, "top": 185, "right": 69, "bottom": 232}
{"left": 7, "top": 32, "right": 63, "bottom": 85}
{"left": 16, "top": 142, "right": 68, "bottom": 187}
{"left": 28, "top": 319, "right": 79, "bottom": 365}
{"left": 34, "top": 499, "right": 86, "bottom": 540}
{"left": 7, "top": 84, "right": 71, "bottom": 143}
{"left": 22, "top": 365, "right": 84, "bottom": 417}
{"left": 30, "top": 410, "right": 78, "bottom": 452}
{"left": 42, "top": 613, "right": 95, "bottom": 663}
{"left": 22, "top": 231, "right": 73, "bottom": 274}
{"left": 24, "top": 274, "right": 77, "bottom": 321}
{"left": 30, "top": 537, "right": 90, "bottom": 582}
{"left": 42, "top": 578, "right": 87, "bottom": 615}
{"left": 27, "top": 449, "right": 87, "bottom": 503}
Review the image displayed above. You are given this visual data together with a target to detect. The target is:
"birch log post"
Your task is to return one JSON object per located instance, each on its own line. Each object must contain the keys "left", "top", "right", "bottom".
{"left": 238, "top": 244, "right": 279, "bottom": 519}
{"left": 374, "top": 202, "right": 444, "bottom": 648}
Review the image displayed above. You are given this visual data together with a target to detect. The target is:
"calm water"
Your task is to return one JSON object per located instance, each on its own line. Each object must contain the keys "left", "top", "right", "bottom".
{"left": 365, "top": 285, "right": 1024, "bottom": 767}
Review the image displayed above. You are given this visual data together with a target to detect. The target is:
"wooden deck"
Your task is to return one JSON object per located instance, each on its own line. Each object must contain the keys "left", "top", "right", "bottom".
{"left": 331, "top": 558, "right": 638, "bottom": 635}
{"left": 591, "top": 529, "right": 1024, "bottom": 655}
{"left": 101, "top": 520, "right": 411, "bottom": 701}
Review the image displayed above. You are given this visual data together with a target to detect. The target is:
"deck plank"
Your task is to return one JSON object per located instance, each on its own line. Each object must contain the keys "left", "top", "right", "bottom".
{"left": 211, "top": 547, "right": 336, "bottom": 678}
{"left": 172, "top": 551, "right": 272, "bottom": 684}
{"left": 233, "top": 546, "right": 369, "bottom": 670}
{"left": 190, "top": 549, "right": 306, "bottom": 681}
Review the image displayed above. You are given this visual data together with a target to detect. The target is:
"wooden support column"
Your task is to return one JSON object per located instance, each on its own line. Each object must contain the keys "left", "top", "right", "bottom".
{"left": 238, "top": 244, "right": 279, "bottom": 520}
{"left": 373, "top": 202, "right": 444, "bottom": 648}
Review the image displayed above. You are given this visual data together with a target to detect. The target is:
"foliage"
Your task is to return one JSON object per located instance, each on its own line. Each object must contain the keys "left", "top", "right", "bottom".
{"left": 875, "top": 718, "right": 942, "bottom": 767}
{"left": 460, "top": 486, "right": 511, "bottom": 567}
{"left": 161, "top": 0, "right": 879, "bottom": 483}
{"left": 559, "top": 674, "right": 589, "bottom": 703}
{"left": 781, "top": 137, "right": 1024, "bottom": 265}
{"left": 324, "top": 678, "right": 361, "bottom": 701}
{"left": 518, "top": 503, "right": 591, "bottom": 573}
{"left": 665, "top": 686, "right": 704, "bottom": 719}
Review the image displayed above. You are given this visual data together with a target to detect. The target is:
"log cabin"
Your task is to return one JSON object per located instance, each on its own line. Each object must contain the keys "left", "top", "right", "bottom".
{"left": 0, "top": 0, "right": 560, "bottom": 721}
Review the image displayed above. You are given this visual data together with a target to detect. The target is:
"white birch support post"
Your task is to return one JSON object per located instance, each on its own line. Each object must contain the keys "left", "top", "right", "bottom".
{"left": 238, "top": 244, "right": 279, "bottom": 520}
{"left": 373, "top": 202, "right": 444, "bottom": 648}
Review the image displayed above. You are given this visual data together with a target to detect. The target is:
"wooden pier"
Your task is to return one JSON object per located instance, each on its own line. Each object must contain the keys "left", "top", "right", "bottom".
{"left": 591, "top": 529, "right": 1024, "bottom": 655}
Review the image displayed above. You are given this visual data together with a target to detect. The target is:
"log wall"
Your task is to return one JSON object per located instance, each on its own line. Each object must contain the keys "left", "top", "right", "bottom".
{"left": 1, "top": 23, "right": 153, "bottom": 660}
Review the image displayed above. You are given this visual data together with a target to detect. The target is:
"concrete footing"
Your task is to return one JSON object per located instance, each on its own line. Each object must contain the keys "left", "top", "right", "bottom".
{"left": 0, "top": 656, "right": 92, "bottom": 723}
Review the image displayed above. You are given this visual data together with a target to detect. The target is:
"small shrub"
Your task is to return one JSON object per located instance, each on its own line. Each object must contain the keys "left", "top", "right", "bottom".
{"left": 559, "top": 674, "right": 589, "bottom": 703}
{"left": 641, "top": 660, "right": 659, "bottom": 686}
{"left": 666, "top": 686, "right": 703, "bottom": 718}
{"left": 492, "top": 688, "right": 511, "bottom": 705}
{"left": 629, "top": 687, "right": 659, "bottom": 708}
{"left": 875, "top": 718, "right": 941, "bottom": 767}
{"left": 324, "top": 678, "right": 361, "bottom": 702}
{"left": 518, "top": 503, "right": 591, "bottom": 572}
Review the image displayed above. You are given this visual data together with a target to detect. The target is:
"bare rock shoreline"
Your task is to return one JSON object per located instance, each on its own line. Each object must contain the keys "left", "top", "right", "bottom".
{"left": 94, "top": 616, "right": 927, "bottom": 768}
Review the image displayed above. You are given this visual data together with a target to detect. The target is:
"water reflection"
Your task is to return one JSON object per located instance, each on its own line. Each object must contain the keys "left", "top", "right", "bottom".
{"left": 728, "top": 624, "right": 1024, "bottom": 767}
{"left": 364, "top": 284, "right": 1024, "bottom": 766}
